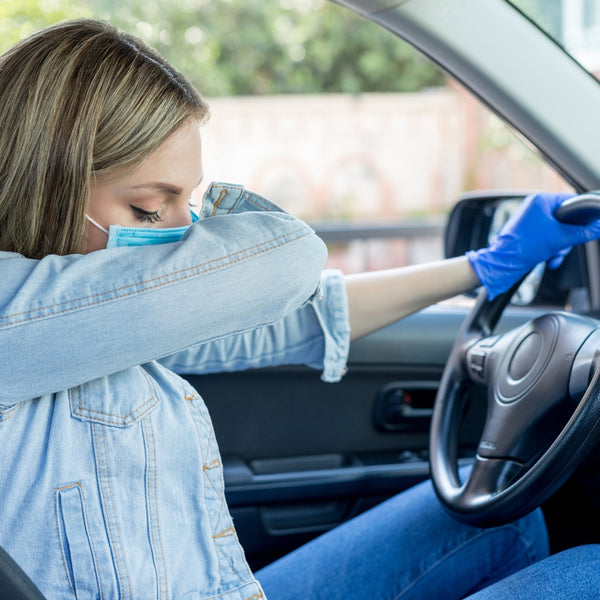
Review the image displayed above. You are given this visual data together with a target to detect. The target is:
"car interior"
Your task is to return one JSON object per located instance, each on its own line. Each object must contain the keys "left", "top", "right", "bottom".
{"left": 3, "top": 0, "right": 600, "bottom": 598}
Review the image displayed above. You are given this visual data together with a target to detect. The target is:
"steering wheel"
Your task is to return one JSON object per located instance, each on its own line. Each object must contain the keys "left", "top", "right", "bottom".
{"left": 430, "top": 192, "right": 600, "bottom": 527}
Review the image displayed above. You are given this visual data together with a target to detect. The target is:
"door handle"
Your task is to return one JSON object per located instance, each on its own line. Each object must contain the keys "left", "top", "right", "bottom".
{"left": 373, "top": 382, "right": 436, "bottom": 431}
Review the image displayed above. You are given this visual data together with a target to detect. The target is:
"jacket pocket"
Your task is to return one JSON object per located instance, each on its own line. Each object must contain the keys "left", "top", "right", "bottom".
{"left": 55, "top": 483, "right": 102, "bottom": 600}
{"left": 69, "top": 366, "right": 159, "bottom": 427}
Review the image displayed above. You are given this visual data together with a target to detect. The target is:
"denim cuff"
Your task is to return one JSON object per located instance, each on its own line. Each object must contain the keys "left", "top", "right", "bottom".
{"left": 200, "top": 182, "right": 346, "bottom": 380}
{"left": 201, "top": 182, "right": 287, "bottom": 217}
{"left": 310, "top": 269, "right": 350, "bottom": 382}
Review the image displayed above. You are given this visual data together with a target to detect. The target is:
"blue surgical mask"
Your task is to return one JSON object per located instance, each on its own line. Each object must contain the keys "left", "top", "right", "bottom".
{"left": 86, "top": 212, "right": 199, "bottom": 249}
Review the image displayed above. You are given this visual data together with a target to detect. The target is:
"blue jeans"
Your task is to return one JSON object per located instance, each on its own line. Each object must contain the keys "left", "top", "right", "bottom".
{"left": 256, "top": 475, "right": 549, "bottom": 600}
{"left": 466, "top": 545, "right": 600, "bottom": 599}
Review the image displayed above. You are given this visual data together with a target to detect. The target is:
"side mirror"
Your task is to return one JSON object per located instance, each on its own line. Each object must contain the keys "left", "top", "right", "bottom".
{"left": 444, "top": 191, "right": 528, "bottom": 259}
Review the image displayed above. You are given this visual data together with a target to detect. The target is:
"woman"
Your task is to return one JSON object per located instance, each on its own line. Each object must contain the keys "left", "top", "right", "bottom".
{"left": 0, "top": 19, "right": 598, "bottom": 600}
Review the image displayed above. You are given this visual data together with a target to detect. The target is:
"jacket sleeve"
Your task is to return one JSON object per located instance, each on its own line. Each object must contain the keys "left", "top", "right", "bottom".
{"left": 159, "top": 268, "right": 350, "bottom": 383}
{"left": 0, "top": 183, "right": 327, "bottom": 404}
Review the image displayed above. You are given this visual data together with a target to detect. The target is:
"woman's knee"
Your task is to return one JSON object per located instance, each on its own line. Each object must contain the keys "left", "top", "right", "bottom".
{"left": 466, "top": 544, "right": 600, "bottom": 599}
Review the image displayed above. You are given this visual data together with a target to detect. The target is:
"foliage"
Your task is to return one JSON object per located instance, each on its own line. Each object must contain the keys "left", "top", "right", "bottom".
{"left": 0, "top": 0, "right": 444, "bottom": 95}
{"left": 88, "top": 0, "right": 445, "bottom": 95}
{"left": 0, "top": 0, "right": 89, "bottom": 53}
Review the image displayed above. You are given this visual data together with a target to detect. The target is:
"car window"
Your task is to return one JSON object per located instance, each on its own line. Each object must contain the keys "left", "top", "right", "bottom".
{"left": 4, "top": 0, "right": 574, "bottom": 279}
{"left": 508, "top": 0, "right": 600, "bottom": 79}
{"left": 175, "top": 3, "right": 571, "bottom": 276}
{"left": 201, "top": 84, "right": 573, "bottom": 276}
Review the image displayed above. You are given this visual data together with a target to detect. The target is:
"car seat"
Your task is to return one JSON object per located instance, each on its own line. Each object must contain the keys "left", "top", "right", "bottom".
{"left": 0, "top": 544, "right": 45, "bottom": 599}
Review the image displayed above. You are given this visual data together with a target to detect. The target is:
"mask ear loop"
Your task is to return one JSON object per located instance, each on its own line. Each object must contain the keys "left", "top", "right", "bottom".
{"left": 85, "top": 214, "right": 110, "bottom": 235}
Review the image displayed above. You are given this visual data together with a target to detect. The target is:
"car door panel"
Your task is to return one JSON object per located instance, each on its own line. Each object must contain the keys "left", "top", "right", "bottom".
{"left": 181, "top": 302, "right": 545, "bottom": 568}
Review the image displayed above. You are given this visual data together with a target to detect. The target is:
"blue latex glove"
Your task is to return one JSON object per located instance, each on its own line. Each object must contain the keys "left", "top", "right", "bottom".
{"left": 467, "top": 192, "right": 600, "bottom": 300}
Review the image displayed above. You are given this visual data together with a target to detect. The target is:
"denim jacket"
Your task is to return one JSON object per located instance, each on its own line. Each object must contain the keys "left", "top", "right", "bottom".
{"left": 0, "top": 183, "right": 350, "bottom": 599}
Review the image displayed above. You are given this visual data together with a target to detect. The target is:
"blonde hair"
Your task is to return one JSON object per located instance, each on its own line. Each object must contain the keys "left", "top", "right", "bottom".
{"left": 0, "top": 19, "right": 210, "bottom": 258}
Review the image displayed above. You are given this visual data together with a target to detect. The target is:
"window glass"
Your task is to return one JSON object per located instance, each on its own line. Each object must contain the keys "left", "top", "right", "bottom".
{"left": 201, "top": 86, "right": 571, "bottom": 274}
{"left": 5, "top": 0, "right": 572, "bottom": 275}
{"left": 508, "top": 0, "right": 600, "bottom": 79}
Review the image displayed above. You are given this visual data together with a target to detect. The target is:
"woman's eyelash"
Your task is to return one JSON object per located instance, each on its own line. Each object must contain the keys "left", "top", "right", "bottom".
{"left": 130, "top": 205, "right": 163, "bottom": 224}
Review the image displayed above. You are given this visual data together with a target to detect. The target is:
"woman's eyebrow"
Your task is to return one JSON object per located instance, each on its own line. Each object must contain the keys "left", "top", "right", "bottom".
{"left": 129, "top": 182, "right": 184, "bottom": 195}
{"left": 129, "top": 175, "right": 203, "bottom": 195}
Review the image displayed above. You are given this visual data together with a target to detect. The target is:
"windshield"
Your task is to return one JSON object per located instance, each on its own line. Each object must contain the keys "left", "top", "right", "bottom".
{"left": 508, "top": 0, "right": 600, "bottom": 78}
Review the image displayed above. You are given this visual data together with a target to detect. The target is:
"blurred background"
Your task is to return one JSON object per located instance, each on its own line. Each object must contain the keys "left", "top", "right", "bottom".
{"left": 3, "top": 0, "right": 596, "bottom": 272}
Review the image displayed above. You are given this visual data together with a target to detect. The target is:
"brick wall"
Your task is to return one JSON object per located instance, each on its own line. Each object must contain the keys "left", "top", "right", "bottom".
{"left": 198, "top": 86, "right": 569, "bottom": 271}
{"left": 200, "top": 84, "right": 568, "bottom": 222}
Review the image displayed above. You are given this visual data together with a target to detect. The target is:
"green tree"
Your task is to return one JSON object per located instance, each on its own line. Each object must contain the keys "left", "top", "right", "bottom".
{"left": 0, "top": 0, "right": 90, "bottom": 53}
{"left": 90, "top": 0, "right": 444, "bottom": 95}
{"left": 1, "top": 0, "right": 444, "bottom": 95}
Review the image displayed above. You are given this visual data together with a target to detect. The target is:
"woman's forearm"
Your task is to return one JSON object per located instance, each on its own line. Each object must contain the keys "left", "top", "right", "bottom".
{"left": 345, "top": 255, "right": 480, "bottom": 340}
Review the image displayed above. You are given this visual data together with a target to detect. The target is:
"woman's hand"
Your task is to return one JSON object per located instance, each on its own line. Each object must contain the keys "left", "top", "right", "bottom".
{"left": 467, "top": 192, "right": 600, "bottom": 300}
{"left": 345, "top": 192, "right": 600, "bottom": 341}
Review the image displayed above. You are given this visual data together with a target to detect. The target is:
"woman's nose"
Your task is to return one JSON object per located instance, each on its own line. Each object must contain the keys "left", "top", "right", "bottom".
{"left": 170, "top": 201, "right": 194, "bottom": 227}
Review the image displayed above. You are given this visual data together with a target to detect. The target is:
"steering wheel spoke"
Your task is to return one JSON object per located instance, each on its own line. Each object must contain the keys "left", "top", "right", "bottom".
{"left": 454, "top": 457, "right": 526, "bottom": 512}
